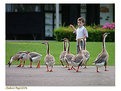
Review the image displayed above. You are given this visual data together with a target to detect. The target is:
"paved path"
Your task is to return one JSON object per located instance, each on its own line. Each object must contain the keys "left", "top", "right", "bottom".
{"left": 6, "top": 65, "right": 115, "bottom": 86}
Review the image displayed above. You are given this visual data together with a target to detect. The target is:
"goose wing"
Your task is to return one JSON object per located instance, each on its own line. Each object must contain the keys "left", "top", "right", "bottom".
{"left": 65, "top": 54, "right": 74, "bottom": 63}
{"left": 66, "top": 54, "right": 74, "bottom": 60}
{"left": 59, "top": 51, "right": 66, "bottom": 60}
{"left": 14, "top": 54, "right": 22, "bottom": 61}
{"left": 82, "top": 50, "right": 90, "bottom": 61}
{"left": 73, "top": 54, "right": 84, "bottom": 63}
{"left": 16, "top": 51, "right": 30, "bottom": 55}
{"left": 94, "top": 52, "right": 108, "bottom": 63}
{"left": 45, "top": 55, "right": 55, "bottom": 65}
{"left": 28, "top": 52, "right": 42, "bottom": 58}
{"left": 19, "top": 53, "right": 29, "bottom": 61}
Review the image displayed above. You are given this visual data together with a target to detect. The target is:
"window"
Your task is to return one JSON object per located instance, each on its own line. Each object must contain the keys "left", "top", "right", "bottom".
{"left": 80, "top": 4, "right": 87, "bottom": 22}
{"left": 6, "top": 4, "right": 42, "bottom": 12}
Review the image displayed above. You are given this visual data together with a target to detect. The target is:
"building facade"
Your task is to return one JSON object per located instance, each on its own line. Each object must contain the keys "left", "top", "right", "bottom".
{"left": 6, "top": 4, "right": 115, "bottom": 40}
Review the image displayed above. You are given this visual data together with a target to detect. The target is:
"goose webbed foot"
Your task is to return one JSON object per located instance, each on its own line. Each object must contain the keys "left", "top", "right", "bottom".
{"left": 49, "top": 66, "right": 53, "bottom": 72}
{"left": 83, "top": 66, "right": 87, "bottom": 69}
{"left": 46, "top": 70, "right": 49, "bottom": 72}
{"left": 76, "top": 66, "right": 81, "bottom": 72}
{"left": 49, "top": 69, "right": 53, "bottom": 72}
{"left": 36, "top": 65, "right": 40, "bottom": 68}
{"left": 28, "top": 66, "right": 32, "bottom": 68}
{"left": 105, "top": 69, "right": 109, "bottom": 71}
{"left": 64, "top": 65, "right": 67, "bottom": 68}
{"left": 70, "top": 66, "right": 76, "bottom": 70}
{"left": 76, "top": 70, "right": 82, "bottom": 72}
{"left": 17, "top": 65, "right": 21, "bottom": 67}
{"left": 68, "top": 68, "right": 71, "bottom": 70}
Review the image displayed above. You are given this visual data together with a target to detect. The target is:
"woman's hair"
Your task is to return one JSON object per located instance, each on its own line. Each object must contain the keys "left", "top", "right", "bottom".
{"left": 77, "top": 17, "right": 85, "bottom": 23}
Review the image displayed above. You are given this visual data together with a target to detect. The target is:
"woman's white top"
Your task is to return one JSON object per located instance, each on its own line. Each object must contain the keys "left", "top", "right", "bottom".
{"left": 73, "top": 26, "right": 88, "bottom": 40}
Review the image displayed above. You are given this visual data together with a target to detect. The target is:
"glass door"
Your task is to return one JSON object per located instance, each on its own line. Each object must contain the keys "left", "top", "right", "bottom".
{"left": 45, "top": 13, "right": 53, "bottom": 37}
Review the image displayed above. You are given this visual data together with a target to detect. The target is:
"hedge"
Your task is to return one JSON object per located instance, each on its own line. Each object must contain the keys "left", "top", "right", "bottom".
{"left": 54, "top": 26, "right": 115, "bottom": 42}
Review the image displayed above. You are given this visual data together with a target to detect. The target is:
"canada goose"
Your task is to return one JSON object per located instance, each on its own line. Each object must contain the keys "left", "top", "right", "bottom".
{"left": 71, "top": 39, "right": 85, "bottom": 72}
{"left": 82, "top": 38, "right": 90, "bottom": 68}
{"left": 28, "top": 52, "right": 42, "bottom": 68}
{"left": 42, "top": 41, "right": 55, "bottom": 72}
{"left": 8, "top": 51, "right": 30, "bottom": 67}
{"left": 64, "top": 38, "right": 75, "bottom": 70}
{"left": 93, "top": 33, "right": 110, "bottom": 72}
{"left": 59, "top": 38, "right": 67, "bottom": 67}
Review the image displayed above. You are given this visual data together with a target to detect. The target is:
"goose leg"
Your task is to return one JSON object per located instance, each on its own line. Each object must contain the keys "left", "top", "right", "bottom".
{"left": 76, "top": 66, "right": 81, "bottom": 72}
{"left": 29, "top": 61, "right": 32, "bottom": 68}
{"left": 70, "top": 66, "right": 76, "bottom": 70}
{"left": 67, "top": 64, "right": 71, "bottom": 70}
{"left": 97, "top": 66, "right": 99, "bottom": 72}
{"left": 17, "top": 60, "right": 22, "bottom": 67}
{"left": 64, "top": 64, "right": 68, "bottom": 68}
{"left": 22, "top": 61, "right": 25, "bottom": 67}
{"left": 50, "top": 66, "right": 53, "bottom": 72}
{"left": 104, "top": 66, "right": 109, "bottom": 71}
{"left": 36, "top": 61, "right": 40, "bottom": 68}
{"left": 84, "top": 62, "right": 87, "bottom": 69}
{"left": 60, "top": 60, "right": 64, "bottom": 66}
{"left": 46, "top": 65, "right": 49, "bottom": 72}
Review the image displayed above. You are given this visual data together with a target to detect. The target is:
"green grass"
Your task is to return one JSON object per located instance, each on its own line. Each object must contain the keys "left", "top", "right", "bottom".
{"left": 6, "top": 41, "right": 115, "bottom": 66}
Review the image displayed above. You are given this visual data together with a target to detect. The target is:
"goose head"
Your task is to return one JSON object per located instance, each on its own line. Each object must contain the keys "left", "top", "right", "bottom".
{"left": 103, "top": 33, "right": 110, "bottom": 38}
{"left": 8, "top": 59, "right": 12, "bottom": 67}
{"left": 63, "top": 38, "right": 70, "bottom": 53}
{"left": 8, "top": 56, "right": 15, "bottom": 67}
{"left": 62, "top": 38, "right": 69, "bottom": 42}
{"left": 42, "top": 41, "right": 48, "bottom": 45}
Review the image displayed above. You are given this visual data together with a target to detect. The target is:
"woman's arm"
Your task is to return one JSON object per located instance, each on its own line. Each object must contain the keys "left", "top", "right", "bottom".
{"left": 70, "top": 24, "right": 76, "bottom": 31}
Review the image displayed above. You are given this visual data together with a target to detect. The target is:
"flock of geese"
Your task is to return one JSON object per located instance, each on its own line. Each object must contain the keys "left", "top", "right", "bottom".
{"left": 8, "top": 33, "right": 109, "bottom": 72}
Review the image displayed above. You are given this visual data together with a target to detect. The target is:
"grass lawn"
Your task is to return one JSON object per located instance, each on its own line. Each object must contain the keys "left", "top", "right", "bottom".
{"left": 6, "top": 41, "right": 115, "bottom": 66}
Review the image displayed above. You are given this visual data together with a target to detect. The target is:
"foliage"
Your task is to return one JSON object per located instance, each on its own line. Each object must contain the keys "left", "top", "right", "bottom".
{"left": 54, "top": 24, "right": 115, "bottom": 42}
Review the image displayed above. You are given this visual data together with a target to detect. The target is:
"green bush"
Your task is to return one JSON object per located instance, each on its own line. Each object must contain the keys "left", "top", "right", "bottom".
{"left": 54, "top": 25, "right": 115, "bottom": 42}
{"left": 54, "top": 26, "right": 76, "bottom": 41}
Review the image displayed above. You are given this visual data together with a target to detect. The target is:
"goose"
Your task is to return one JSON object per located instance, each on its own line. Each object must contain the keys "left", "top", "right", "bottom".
{"left": 82, "top": 38, "right": 90, "bottom": 68}
{"left": 93, "top": 33, "right": 110, "bottom": 72}
{"left": 8, "top": 51, "right": 30, "bottom": 67}
{"left": 71, "top": 39, "right": 85, "bottom": 72}
{"left": 42, "top": 41, "right": 55, "bottom": 72}
{"left": 64, "top": 38, "right": 75, "bottom": 70}
{"left": 28, "top": 52, "right": 42, "bottom": 68}
{"left": 59, "top": 38, "right": 67, "bottom": 67}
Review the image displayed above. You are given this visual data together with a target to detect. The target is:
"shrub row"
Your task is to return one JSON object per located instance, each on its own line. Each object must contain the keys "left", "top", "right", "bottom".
{"left": 54, "top": 26, "right": 115, "bottom": 42}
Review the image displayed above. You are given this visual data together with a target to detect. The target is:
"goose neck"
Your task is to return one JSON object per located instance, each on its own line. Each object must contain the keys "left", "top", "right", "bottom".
{"left": 47, "top": 43, "right": 49, "bottom": 55}
{"left": 67, "top": 40, "right": 70, "bottom": 54}
{"left": 83, "top": 39, "right": 86, "bottom": 50}
{"left": 64, "top": 40, "right": 66, "bottom": 51}
{"left": 78, "top": 40, "right": 81, "bottom": 53}
{"left": 103, "top": 37, "right": 106, "bottom": 52}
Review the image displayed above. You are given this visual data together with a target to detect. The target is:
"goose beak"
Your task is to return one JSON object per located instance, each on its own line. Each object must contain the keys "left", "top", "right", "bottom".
{"left": 42, "top": 42, "right": 45, "bottom": 44}
{"left": 8, "top": 61, "right": 11, "bottom": 67}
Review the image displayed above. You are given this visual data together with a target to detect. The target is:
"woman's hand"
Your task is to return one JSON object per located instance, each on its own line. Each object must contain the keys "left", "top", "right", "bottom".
{"left": 70, "top": 24, "right": 76, "bottom": 31}
{"left": 70, "top": 24, "right": 74, "bottom": 28}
